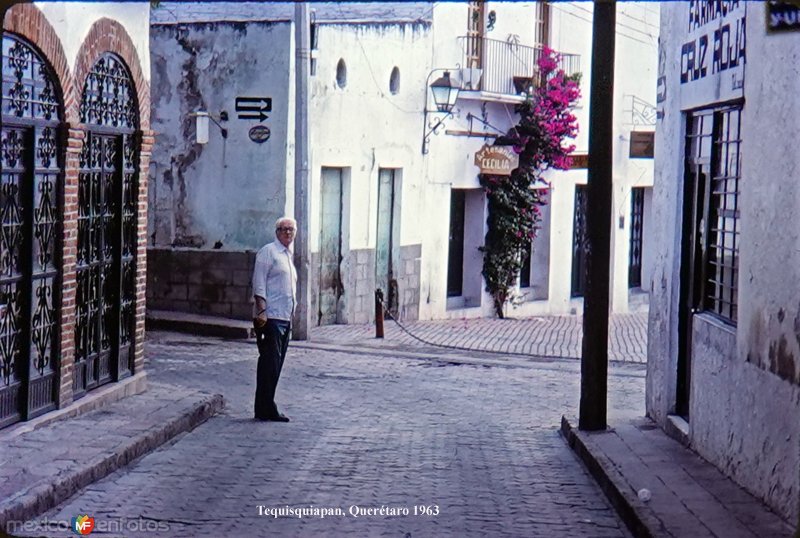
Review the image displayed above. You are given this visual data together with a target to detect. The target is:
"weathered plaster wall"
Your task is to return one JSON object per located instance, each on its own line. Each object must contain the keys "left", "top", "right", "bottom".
{"left": 36, "top": 1, "right": 151, "bottom": 80}
{"left": 646, "top": 2, "right": 685, "bottom": 427}
{"left": 649, "top": 2, "right": 800, "bottom": 522}
{"left": 729, "top": 2, "right": 800, "bottom": 521}
{"left": 309, "top": 21, "right": 430, "bottom": 324}
{"left": 149, "top": 21, "right": 292, "bottom": 249}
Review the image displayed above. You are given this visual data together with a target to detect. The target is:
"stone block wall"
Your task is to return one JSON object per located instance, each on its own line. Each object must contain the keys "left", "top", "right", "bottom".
{"left": 344, "top": 249, "right": 377, "bottom": 325}
{"left": 395, "top": 244, "right": 422, "bottom": 322}
{"left": 147, "top": 248, "right": 256, "bottom": 320}
{"left": 340, "top": 244, "right": 421, "bottom": 326}
{"left": 148, "top": 243, "right": 422, "bottom": 326}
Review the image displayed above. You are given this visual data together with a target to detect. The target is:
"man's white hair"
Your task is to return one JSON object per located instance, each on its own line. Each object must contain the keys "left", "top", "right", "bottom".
{"left": 275, "top": 216, "right": 296, "bottom": 229}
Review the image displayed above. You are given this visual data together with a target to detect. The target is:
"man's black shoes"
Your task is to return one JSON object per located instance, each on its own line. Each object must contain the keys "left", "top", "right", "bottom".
{"left": 255, "top": 413, "right": 290, "bottom": 422}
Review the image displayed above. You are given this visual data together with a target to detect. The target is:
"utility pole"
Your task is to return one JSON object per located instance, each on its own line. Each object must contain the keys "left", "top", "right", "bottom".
{"left": 293, "top": 1, "right": 312, "bottom": 340}
{"left": 579, "top": 0, "right": 615, "bottom": 431}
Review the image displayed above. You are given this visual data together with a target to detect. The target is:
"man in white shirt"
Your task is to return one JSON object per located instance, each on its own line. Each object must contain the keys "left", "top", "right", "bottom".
{"left": 251, "top": 216, "right": 298, "bottom": 422}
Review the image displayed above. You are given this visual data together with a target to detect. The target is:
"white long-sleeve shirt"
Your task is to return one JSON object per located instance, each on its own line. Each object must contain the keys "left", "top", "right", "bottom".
{"left": 252, "top": 240, "right": 297, "bottom": 321}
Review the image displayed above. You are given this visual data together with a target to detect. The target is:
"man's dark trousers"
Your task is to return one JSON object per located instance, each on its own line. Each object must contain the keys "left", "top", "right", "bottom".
{"left": 254, "top": 319, "right": 291, "bottom": 418}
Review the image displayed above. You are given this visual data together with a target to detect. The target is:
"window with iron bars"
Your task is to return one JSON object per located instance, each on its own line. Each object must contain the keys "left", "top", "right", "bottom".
{"left": 684, "top": 104, "right": 742, "bottom": 324}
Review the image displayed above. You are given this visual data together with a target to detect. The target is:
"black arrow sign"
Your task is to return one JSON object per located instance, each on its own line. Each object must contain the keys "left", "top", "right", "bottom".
{"left": 235, "top": 97, "right": 271, "bottom": 121}
{"left": 238, "top": 111, "right": 269, "bottom": 121}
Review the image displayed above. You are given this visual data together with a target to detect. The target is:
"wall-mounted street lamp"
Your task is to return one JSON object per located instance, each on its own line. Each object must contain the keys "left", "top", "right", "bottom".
{"left": 421, "top": 69, "right": 461, "bottom": 154}
{"left": 193, "top": 110, "right": 229, "bottom": 144}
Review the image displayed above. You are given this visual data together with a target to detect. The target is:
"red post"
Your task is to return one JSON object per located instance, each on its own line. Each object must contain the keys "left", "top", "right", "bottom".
{"left": 375, "top": 289, "right": 384, "bottom": 338}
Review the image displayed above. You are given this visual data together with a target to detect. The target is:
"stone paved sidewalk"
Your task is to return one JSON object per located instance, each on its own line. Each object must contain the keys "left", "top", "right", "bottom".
{"left": 0, "top": 380, "right": 222, "bottom": 532}
{"left": 146, "top": 309, "right": 649, "bottom": 364}
{"left": 562, "top": 417, "right": 795, "bottom": 538}
{"left": 311, "top": 312, "right": 649, "bottom": 363}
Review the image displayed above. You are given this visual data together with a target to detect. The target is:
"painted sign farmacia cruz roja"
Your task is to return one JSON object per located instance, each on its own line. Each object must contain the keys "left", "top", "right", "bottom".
{"left": 680, "top": 1, "right": 745, "bottom": 109}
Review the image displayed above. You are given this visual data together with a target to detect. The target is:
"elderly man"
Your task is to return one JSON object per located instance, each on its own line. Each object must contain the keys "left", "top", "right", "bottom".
{"left": 252, "top": 216, "right": 298, "bottom": 422}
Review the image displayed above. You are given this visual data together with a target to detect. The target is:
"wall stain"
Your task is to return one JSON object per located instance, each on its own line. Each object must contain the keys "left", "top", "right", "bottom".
{"left": 747, "top": 310, "right": 765, "bottom": 368}
{"left": 768, "top": 335, "right": 797, "bottom": 384}
{"left": 794, "top": 304, "right": 800, "bottom": 350}
{"left": 170, "top": 27, "right": 206, "bottom": 247}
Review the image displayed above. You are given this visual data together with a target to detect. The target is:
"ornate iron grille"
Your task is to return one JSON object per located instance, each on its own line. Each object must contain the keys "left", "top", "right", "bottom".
{"left": 75, "top": 54, "right": 138, "bottom": 397}
{"left": 1, "top": 34, "right": 62, "bottom": 427}
{"left": 79, "top": 54, "right": 137, "bottom": 129}
{"left": 629, "top": 187, "right": 645, "bottom": 288}
{"left": 571, "top": 185, "right": 588, "bottom": 297}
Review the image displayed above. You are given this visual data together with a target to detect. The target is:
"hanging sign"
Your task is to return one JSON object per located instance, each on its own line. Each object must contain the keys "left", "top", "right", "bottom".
{"left": 629, "top": 131, "right": 655, "bottom": 158}
{"left": 474, "top": 145, "right": 519, "bottom": 175}
{"left": 568, "top": 153, "right": 589, "bottom": 169}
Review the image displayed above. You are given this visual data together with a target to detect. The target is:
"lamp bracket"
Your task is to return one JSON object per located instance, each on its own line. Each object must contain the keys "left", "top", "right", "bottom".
{"left": 421, "top": 66, "right": 462, "bottom": 155}
{"left": 422, "top": 111, "right": 454, "bottom": 155}
{"left": 192, "top": 110, "right": 229, "bottom": 140}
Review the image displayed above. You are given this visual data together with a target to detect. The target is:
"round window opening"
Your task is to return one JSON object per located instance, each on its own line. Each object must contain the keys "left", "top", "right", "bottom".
{"left": 336, "top": 59, "right": 347, "bottom": 88}
{"left": 389, "top": 66, "right": 400, "bottom": 94}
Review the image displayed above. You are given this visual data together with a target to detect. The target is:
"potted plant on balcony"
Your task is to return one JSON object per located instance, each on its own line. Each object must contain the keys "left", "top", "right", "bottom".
{"left": 480, "top": 47, "right": 581, "bottom": 318}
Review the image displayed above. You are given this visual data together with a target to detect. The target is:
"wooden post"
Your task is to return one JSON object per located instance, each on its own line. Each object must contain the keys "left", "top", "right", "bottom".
{"left": 375, "top": 289, "right": 384, "bottom": 339}
{"left": 292, "top": 2, "right": 312, "bottom": 340}
{"left": 579, "top": 0, "right": 616, "bottom": 431}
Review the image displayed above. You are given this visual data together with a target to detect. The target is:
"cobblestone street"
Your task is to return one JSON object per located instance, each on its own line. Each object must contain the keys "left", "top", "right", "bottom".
{"left": 310, "top": 312, "right": 648, "bottom": 363}
{"left": 19, "top": 331, "right": 646, "bottom": 537}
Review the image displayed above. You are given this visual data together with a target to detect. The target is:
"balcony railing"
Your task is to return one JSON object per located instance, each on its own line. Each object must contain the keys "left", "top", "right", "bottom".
{"left": 457, "top": 36, "right": 581, "bottom": 96}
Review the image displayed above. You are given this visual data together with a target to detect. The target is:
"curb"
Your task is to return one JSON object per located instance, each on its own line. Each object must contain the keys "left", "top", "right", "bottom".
{"left": 0, "top": 373, "right": 149, "bottom": 439}
{"left": 0, "top": 393, "right": 224, "bottom": 531}
{"left": 560, "top": 415, "right": 663, "bottom": 538}
{"left": 146, "top": 312, "right": 251, "bottom": 339}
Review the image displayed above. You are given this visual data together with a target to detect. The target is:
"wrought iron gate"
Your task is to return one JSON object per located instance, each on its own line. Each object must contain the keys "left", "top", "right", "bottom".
{"left": 571, "top": 185, "right": 588, "bottom": 297}
{"left": 0, "top": 34, "right": 63, "bottom": 427}
{"left": 628, "top": 187, "right": 645, "bottom": 288}
{"left": 73, "top": 54, "right": 138, "bottom": 396}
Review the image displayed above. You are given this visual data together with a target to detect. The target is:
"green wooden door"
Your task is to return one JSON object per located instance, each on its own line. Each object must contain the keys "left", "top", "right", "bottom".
{"left": 318, "top": 168, "right": 343, "bottom": 325}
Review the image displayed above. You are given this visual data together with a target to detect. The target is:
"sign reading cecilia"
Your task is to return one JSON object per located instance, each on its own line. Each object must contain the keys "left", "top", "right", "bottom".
{"left": 474, "top": 145, "right": 519, "bottom": 175}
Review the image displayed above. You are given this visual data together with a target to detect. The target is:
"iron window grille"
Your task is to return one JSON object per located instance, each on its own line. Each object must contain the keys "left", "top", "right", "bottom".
{"left": 685, "top": 104, "right": 742, "bottom": 324}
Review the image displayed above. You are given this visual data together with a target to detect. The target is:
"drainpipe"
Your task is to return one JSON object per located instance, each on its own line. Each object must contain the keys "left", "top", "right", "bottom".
{"left": 293, "top": 1, "right": 312, "bottom": 339}
{"left": 579, "top": 0, "right": 616, "bottom": 431}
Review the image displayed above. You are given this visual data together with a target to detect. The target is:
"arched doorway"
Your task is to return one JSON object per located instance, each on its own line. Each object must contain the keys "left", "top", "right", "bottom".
{"left": 0, "top": 33, "right": 64, "bottom": 427}
{"left": 73, "top": 53, "right": 139, "bottom": 396}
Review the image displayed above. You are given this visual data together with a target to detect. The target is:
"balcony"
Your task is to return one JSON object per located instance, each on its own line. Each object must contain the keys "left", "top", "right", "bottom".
{"left": 456, "top": 36, "right": 581, "bottom": 101}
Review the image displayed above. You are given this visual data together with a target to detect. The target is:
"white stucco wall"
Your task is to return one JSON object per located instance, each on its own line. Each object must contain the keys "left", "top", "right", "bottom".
{"left": 648, "top": 1, "right": 800, "bottom": 522}
{"left": 309, "top": 21, "right": 431, "bottom": 255}
{"left": 36, "top": 1, "right": 151, "bottom": 80}
{"left": 149, "top": 21, "right": 293, "bottom": 249}
{"left": 419, "top": 2, "right": 658, "bottom": 320}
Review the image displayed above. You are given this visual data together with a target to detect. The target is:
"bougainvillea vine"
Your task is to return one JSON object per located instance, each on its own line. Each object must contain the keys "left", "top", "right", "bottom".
{"left": 479, "top": 47, "right": 581, "bottom": 318}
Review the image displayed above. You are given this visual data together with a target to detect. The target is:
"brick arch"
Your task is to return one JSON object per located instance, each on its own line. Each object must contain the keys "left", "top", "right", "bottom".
{"left": 74, "top": 17, "right": 150, "bottom": 130}
{"left": 3, "top": 3, "right": 77, "bottom": 124}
